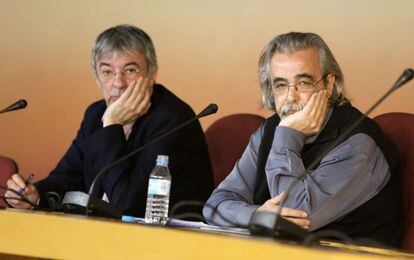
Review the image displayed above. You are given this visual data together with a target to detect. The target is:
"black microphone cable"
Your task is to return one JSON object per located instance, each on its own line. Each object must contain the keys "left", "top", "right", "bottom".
{"left": 46, "top": 191, "right": 62, "bottom": 211}
{"left": 170, "top": 200, "right": 206, "bottom": 221}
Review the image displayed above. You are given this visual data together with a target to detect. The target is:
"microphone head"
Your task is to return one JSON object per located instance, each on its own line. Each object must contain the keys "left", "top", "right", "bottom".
{"left": 197, "top": 103, "right": 218, "bottom": 118}
{"left": 0, "top": 99, "right": 28, "bottom": 114}
{"left": 405, "top": 68, "right": 414, "bottom": 80}
{"left": 18, "top": 99, "right": 28, "bottom": 109}
{"left": 392, "top": 68, "right": 414, "bottom": 90}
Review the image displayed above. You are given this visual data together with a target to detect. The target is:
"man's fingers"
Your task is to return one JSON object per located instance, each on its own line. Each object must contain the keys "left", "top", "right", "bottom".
{"left": 6, "top": 179, "right": 19, "bottom": 191}
{"left": 5, "top": 177, "right": 26, "bottom": 206}
{"left": 313, "top": 90, "right": 329, "bottom": 127}
{"left": 302, "top": 91, "right": 318, "bottom": 114}
{"left": 4, "top": 189, "right": 25, "bottom": 207}
{"left": 317, "top": 91, "right": 329, "bottom": 125}
{"left": 8, "top": 176, "right": 25, "bottom": 194}
{"left": 117, "top": 78, "right": 140, "bottom": 105}
{"left": 132, "top": 79, "right": 151, "bottom": 111}
{"left": 280, "top": 206, "right": 308, "bottom": 218}
{"left": 309, "top": 90, "right": 323, "bottom": 122}
{"left": 268, "top": 191, "right": 286, "bottom": 204}
{"left": 309, "top": 89, "right": 327, "bottom": 120}
{"left": 125, "top": 77, "right": 143, "bottom": 104}
{"left": 11, "top": 174, "right": 25, "bottom": 189}
{"left": 5, "top": 183, "right": 39, "bottom": 209}
{"left": 309, "top": 90, "right": 323, "bottom": 117}
{"left": 134, "top": 77, "right": 149, "bottom": 104}
{"left": 4, "top": 189, "right": 19, "bottom": 199}
{"left": 284, "top": 217, "right": 310, "bottom": 229}
{"left": 103, "top": 76, "right": 153, "bottom": 126}
{"left": 6, "top": 196, "right": 30, "bottom": 208}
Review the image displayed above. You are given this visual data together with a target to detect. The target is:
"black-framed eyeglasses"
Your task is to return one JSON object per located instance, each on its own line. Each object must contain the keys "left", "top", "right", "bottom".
{"left": 270, "top": 74, "right": 329, "bottom": 94}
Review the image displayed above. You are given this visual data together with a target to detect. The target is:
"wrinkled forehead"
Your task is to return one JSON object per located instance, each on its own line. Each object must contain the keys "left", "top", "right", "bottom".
{"left": 270, "top": 48, "right": 321, "bottom": 76}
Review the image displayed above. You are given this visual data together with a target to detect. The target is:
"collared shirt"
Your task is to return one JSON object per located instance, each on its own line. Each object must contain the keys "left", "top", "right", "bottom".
{"left": 203, "top": 112, "right": 390, "bottom": 231}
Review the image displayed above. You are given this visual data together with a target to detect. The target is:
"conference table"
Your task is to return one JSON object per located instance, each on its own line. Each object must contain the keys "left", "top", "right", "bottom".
{"left": 0, "top": 208, "right": 411, "bottom": 259}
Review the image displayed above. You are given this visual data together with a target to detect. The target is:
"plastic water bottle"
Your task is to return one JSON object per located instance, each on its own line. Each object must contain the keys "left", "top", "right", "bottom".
{"left": 144, "top": 155, "right": 171, "bottom": 225}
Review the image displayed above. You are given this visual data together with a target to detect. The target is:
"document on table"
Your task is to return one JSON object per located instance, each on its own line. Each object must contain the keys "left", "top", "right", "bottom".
{"left": 121, "top": 215, "right": 250, "bottom": 236}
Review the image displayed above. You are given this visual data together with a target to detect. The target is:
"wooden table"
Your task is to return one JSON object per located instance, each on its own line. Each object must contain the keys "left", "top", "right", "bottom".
{"left": 0, "top": 209, "right": 411, "bottom": 259}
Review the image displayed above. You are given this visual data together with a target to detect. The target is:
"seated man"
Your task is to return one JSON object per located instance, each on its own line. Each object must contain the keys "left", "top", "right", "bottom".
{"left": 6, "top": 24, "right": 214, "bottom": 217}
{"left": 203, "top": 32, "right": 402, "bottom": 247}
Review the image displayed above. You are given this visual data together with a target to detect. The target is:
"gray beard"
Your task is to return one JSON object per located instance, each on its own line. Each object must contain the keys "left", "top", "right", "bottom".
{"left": 279, "top": 103, "right": 305, "bottom": 119}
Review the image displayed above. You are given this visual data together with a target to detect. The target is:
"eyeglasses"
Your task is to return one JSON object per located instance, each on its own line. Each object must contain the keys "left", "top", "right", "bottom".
{"left": 98, "top": 67, "right": 143, "bottom": 81}
{"left": 270, "top": 74, "right": 328, "bottom": 94}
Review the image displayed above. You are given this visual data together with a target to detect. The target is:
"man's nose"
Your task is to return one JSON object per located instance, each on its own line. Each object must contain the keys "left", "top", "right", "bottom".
{"left": 112, "top": 72, "right": 128, "bottom": 88}
{"left": 285, "top": 85, "right": 300, "bottom": 103}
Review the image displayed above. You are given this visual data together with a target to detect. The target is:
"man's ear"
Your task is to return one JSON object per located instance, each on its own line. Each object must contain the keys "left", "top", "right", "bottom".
{"left": 96, "top": 78, "right": 101, "bottom": 88}
{"left": 326, "top": 74, "right": 335, "bottom": 98}
{"left": 148, "top": 68, "right": 158, "bottom": 86}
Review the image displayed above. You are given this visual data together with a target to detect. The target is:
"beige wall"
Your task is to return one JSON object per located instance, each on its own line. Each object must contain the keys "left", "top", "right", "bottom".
{"left": 1, "top": 0, "right": 413, "bottom": 180}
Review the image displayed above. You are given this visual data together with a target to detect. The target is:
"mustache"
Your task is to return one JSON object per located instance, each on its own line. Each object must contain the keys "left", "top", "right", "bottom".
{"left": 279, "top": 103, "right": 304, "bottom": 119}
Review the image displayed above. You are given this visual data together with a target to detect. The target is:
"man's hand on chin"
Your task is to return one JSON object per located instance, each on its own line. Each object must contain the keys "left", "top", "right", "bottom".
{"left": 102, "top": 77, "right": 153, "bottom": 127}
{"left": 279, "top": 90, "right": 329, "bottom": 137}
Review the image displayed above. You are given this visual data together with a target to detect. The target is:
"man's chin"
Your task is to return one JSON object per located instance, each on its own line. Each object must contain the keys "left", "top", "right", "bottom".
{"left": 107, "top": 96, "right": 119, "bottom": 105}
{"left": 280, "top": 110, "right": 298, "bottom": 119}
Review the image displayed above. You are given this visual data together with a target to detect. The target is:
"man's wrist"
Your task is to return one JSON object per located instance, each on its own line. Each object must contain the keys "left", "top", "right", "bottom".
{"left": 29, "top": 197, "right": 40, "bottom": 209}
{"left": 102, "top": 117, "right": 118, "bottom": 127}
{"left": 273, "top": 126, "right": 306, "bottom": 153}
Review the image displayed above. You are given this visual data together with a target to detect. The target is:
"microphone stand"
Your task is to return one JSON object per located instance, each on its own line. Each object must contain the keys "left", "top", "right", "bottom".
{"left": 61, "top": 104, "right": 218, "bottom": 219}
{"left": 248, "top": 68, "right": 414, "bottom": 241}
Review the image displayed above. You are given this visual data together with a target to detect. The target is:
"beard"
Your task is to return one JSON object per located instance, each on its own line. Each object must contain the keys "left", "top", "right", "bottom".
{"left": 279, "top": 103, "right": 305, "bottom": 119}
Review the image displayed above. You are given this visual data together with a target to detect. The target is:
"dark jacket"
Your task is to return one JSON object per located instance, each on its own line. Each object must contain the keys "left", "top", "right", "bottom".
{"left": 35, "top": 84, "right": 214, "bottom": 217}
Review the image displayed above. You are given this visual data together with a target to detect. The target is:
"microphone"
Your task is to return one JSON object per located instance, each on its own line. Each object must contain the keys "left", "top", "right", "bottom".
{"left": 365, "top": 68, "right": 413, "bottom": 116}
{"left": 61, "top": 103, "right": 218, "bottom": 219}
{"left": 198, "top": 103, "right": 218, "bottom": 118}
{"left": 392, "top": 68, "right": 413, "bottom": 90}
{"left": 0, "top": 99, "right": 28, "bottom": 114}
{"left": 248, "top": 68, "right": 414, "bottom": 241}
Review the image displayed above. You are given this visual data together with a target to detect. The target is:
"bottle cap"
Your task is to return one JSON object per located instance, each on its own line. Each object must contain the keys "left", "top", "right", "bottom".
{"left": 156, "top": 155, "right": 169, "bottom": 165}
{"left": 122, "top": 215, "right": 137, "bottom": 222}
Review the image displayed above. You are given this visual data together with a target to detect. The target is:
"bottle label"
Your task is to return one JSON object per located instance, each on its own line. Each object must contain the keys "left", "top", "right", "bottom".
{"left": 148, "top": 179, "right": 171, "bottom": 196}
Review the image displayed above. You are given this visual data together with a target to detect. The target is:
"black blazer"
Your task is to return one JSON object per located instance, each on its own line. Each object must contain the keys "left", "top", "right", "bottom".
{"left": 35, "top": 84, "right": 214, "bottom": 216}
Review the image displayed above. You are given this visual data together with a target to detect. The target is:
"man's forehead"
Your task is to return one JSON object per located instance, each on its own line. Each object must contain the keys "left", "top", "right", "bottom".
{"left": 97, "top": 50, "right": 146, "bottom": 66}
{"left": 270, "top": 48, "right": 321, "bottom": 76}
{"left": 271, "top": 48, "right": 319, "bottom": 62}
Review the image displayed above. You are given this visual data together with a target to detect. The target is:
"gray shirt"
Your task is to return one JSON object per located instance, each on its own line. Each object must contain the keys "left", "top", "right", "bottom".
{"left": 203, "top": 122, "right": 390, "bottom": 231}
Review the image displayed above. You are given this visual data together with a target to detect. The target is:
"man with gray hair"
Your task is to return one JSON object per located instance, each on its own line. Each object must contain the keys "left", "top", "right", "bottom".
{"left": 203, "top": 32, "right": 402, "bottom": 247}
{"left": 6, "top": 24, "right": 214, "bottom": 218}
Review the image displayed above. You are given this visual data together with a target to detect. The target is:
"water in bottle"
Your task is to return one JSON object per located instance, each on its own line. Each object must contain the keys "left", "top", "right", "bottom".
{"left": 144, "top": 155, "right": 171, "bottom": 225}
